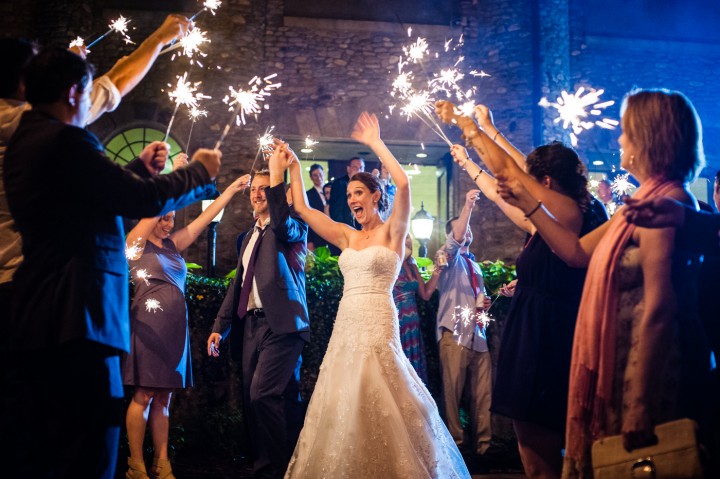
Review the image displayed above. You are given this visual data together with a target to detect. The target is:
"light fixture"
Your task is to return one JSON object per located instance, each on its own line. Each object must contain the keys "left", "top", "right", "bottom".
{"left": 202, "top": 199, "right": 224, "bottom": 276}
{"left": 592, "top": 160, "right": 604, "bottom": 166}
{"left": 411, "top": 201, "right": 434, "bottom": 257}
{"left": 300, "top": 148, "right": 313, "bottom": 154}
{"left": 415, "top": 152, "right": 428, "bottom": 158}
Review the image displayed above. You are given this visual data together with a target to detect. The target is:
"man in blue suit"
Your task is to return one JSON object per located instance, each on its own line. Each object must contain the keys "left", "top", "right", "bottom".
{"left": 2, "top": 48, "right": 220, "bottom": 478}
{"left": 208, "top": 164, "right": 309, "bottom": 479}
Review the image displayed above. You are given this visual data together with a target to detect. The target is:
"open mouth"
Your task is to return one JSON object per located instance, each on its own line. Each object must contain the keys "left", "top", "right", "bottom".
{"left": 351, "top": 206, "right": 364, "bottom": 218}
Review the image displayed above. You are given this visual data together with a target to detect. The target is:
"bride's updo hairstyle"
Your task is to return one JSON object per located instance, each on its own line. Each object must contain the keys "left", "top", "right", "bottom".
{"left": 349, "top": 172, "right": 388, "bottom": 213}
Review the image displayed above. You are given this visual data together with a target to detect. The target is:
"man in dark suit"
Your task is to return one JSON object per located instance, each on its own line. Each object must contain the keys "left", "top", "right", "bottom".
{"left": 328, "top": 156, "right": 364, "bottom": 227}
{"left": 1, "top": 48, "right": 220, "bottom": 479}
{"left": 207, "top": 166, "right": 309, "bottom": 479}
{"left": 306, "top": 163, "right": 329, "bottom": 250}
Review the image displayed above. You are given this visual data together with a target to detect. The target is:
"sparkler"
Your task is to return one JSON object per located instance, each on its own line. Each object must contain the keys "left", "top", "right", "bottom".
{"left": 304, "top": 136, "right": 318, "bottom": 149}
{"left": 185, "top": 106, "right": 208, "bottom": 152}
{"left": 611, "top": 173, "right": 636, "bottom": 197}
{"left": 190, "top": 0, "right": 222, "bottom": 21}
{"left": 68, "top": 36, "right": 85, "bottom": 49}
{"left": 451, "top": 304, "right": 494, "bottom": 343}
{"left": 125, "top": 238, "right": 143, "bottom": 261}
{"left": 145, "top": 298, "right": 163, "bottom": 313}
{"left": 161, "top": 26, "right": 211, "bottom": 65}
{"left": 86, "top": 15, "right": 134, "bottom": 49}
{"left": 164, "top": 72, "right": 211, "bottom": 142}
{"left": 136, "top": 269, "right": 152, "bottom": 286}
{"left": 215, "top": 74, "right": 281, "bottom": 150}
{"left": 538, "top": 87, "right": 618, "bottom": 147}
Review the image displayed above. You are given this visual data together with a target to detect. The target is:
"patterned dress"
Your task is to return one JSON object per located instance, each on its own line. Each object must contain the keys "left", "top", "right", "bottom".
{"left": 393, "top": 264, "right": 429, "bottom": 383}
{"left": 123, "top": 238, "right": 193, "bottom": 389}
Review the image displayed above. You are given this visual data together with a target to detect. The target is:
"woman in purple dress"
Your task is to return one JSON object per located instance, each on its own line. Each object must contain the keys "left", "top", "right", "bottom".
{"left": 123, "top": 168, "right": 249, "bottom": 479}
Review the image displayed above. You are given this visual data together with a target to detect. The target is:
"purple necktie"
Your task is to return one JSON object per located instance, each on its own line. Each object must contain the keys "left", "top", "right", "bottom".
{"left": 236, "top": 227, "right": 265, "bottom": 317}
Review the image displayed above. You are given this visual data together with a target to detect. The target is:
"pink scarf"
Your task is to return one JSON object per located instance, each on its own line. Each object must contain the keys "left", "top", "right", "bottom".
{"left": 564, "top": 177, "right": 682, "bottom": 467}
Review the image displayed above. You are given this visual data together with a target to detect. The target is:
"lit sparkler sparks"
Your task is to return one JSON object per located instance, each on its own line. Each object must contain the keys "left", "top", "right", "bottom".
{"left": 451, "top": 305, "right": 494, "bottom": 341}
{"left": 125, "top": 238, "right": 142, "bottom": 261}
{"left": 403, "top": 37, "right": 429, "bottom": 63}
{"left": 304, "top": 136, "right": 318, "bottom": 149}
{"left": 257, "top": 126, "right": 276, "bottom": 156}
{"left": 215, "top": 74, "right": 281, "bottom": 149}
{"left": 86, "top": 15, "right": 134, "bottom": 49}
{"left": 539, "top": 87, "right": 618, "bottom": 147}
{"left": 69, "top": 36, "right": 84, "bottom": 49}
{"left": 145, "top": 298, "right": 163, "bottom": 313}
{"left": 164, "top": 72, "right": 211, "bottom": 141}
{"left": 185, "top": 107, "right": 208, "bottom": 152}
{"left": 164, "top": 27, "right": 210, "bottom": 64}
{"left": 136, "top": 269, "right": 152, "bottom": 286}
{"left": 611, "top": 173, "right": 636, "bottom": 197}
{"left": 190, "top": 0, "right": 222, "bottom": 21}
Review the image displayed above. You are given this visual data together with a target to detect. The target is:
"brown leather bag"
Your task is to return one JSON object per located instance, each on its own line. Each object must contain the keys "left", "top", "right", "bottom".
{"left": 591, "top": 418, "right": 704, "bottom": 478}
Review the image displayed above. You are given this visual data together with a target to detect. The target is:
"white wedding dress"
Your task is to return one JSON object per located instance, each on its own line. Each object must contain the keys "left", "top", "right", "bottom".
{"left": 286, "top": 245, "right": 470, "bottom": 478}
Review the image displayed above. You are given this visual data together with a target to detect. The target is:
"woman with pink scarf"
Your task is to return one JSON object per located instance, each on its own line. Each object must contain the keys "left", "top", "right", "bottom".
{"left": 496, "top": 88, "right": 713, "bottom": 478}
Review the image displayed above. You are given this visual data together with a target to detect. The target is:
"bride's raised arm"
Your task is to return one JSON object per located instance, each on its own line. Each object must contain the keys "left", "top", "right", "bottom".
{"left": 351, "top": 112, "right": 410, "bottom": 242}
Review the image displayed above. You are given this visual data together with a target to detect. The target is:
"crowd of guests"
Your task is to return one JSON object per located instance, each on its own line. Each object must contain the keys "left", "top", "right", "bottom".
{"left": 1, "top": 10, "right": 719, "bottom": 479}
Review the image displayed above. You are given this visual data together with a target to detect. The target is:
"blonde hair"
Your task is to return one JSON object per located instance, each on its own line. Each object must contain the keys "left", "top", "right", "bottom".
{"left": 621, "top": 88, "right": 704, "bottom": 183}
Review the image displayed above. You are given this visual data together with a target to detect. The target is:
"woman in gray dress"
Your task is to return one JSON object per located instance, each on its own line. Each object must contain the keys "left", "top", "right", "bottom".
{"left": 123, "top": 164, "right": 250, "bottom": 479}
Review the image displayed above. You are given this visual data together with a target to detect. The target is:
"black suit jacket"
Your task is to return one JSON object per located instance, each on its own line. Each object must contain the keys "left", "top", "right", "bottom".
{"left": 213, "top": 183, "right": 310, "bottom": 360}
{"left": 678, "top": 207, "right": 720, "bottom": 257}
{"left": 306, "top": 186, "right": 328, "bottom": 248}
{"left": 328, "top": 175, "right": 355, "bottom": 227}
{"left": 3, "top": 110, "right": 216, "bottom": 352}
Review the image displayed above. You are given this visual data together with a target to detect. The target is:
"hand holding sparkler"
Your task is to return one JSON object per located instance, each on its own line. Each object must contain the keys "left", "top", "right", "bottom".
{"left": 139, "top": 141, "right": 170, "bottom": 175}
{"left": 495, "top": 173, "right": 538, "bottom": 214}
{"left": 435, "top": 100, "right": 475, "bottom": 132}
{"left": 191, "top": 148, "right": 222, "bottom": 180}
{"left": 473, "top": 104, "right": 496, "bottom": 134}
{"left": 173, "top": 153, "right": 189, "bottom": 171}
{"left": 68, "top": 42, "right": 89, "bottom": 59}
{"left": 149, "top": 14, "right": 193, "bottom": 48}
{"left": 499, "top": 279, "right": 518, "bottom": 298}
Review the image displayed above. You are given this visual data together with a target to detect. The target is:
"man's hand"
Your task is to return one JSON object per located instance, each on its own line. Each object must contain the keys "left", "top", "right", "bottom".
{"left": 207, "top": 333, "right": 222, "bottom": 357}
{"left": 465, "top": 189, "right": 480, "bottom": 209}
{"left": 150, "top": 14, "right": 192, "bottom": 47}
{"left": 473, "top": 104, "right": 495, "bottom": 131}
{"left": 192, "top": 148, "right": 222, "bottom": 180}
{"left": 139, "top": 141, "right": 169, "bottom": 175}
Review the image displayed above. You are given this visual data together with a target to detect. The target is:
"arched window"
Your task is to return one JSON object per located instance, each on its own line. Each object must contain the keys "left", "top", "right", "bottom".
{"left": 104, "top": 126, "right": 184, "bottom": 174}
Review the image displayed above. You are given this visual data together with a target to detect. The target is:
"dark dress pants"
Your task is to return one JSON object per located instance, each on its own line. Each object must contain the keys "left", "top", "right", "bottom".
{"left": 242, "top": 312, "right": 305, "bottom": 479}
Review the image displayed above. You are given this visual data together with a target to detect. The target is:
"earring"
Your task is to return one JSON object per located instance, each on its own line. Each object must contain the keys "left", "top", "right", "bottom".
{"left": 629, "top": 155, "right": 635, "bottom": 167}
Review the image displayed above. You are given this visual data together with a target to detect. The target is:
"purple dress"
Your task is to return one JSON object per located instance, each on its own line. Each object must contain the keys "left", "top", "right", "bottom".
{"left": 392, "top": 264, "right": 428, "bottom": 383}
{"left": 123, "top": 238, "right": 192, "bottom": 388}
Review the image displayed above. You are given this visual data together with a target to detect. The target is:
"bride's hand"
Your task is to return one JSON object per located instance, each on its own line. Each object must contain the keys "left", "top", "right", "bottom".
{"left": 351, "top": 112, "right": 381, "bottom": 146}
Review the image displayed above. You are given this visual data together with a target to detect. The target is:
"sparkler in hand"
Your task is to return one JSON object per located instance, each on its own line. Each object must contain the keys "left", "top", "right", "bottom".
{"left": 538, "top": 87, "right": 618, "bottom": 147}
{"left": 161, "top": 26, "right": 211, "bottom": 65}
{"left": 164, "top": 72, "right": 211, "bottom": 142}
{"left": 215, "top": 74, "right": 281, "bottom": 150}
{"left": 185, "top": 106, "right": 208, "bottom": 152}
{"left": 86, "top": 15, "right": 134, "bottom": 49}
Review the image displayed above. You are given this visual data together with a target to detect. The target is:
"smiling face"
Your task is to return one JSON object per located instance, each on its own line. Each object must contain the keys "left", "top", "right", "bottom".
{"left": 250, "top": 174, "right": 270, "bottom": 219}
{"left": 153, "top": 212, "right": 175, "bottom": 240}
{"left": 310, "top": 167, "right": 324, "bottom": 188}
{"left": 346, "top": 179, "right": 380, "bottom": 225}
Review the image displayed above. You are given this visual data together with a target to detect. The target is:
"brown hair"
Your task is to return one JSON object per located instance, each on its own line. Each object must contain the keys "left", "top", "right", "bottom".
{"left": 348, "top": 172, "right": 388, "bottom": 212}
{"left": 621, "top": 88, "right": 704, "bottom": 183}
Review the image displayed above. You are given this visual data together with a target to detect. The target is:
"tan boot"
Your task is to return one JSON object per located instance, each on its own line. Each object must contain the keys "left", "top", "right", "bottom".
{"left": 150, "top": 458, "right": 176, "bottom": 479}
{"left": 126, "top": 457, "right": 150, "bottom": 479}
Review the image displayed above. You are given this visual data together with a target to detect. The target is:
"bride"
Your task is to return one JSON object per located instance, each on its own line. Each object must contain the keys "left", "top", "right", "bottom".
{"left": 269, "top": 112, "right": 470, "bottom": 478}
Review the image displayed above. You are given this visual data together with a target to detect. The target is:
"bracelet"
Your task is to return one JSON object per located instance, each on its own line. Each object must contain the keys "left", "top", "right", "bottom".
{"left": 472, "top": 169, "right": 483, "bottom": 182}
{"left": 492, "top": 130, "right": 501, "bottom": 141}
{"left": 524, "top": 200, "right": 543, "bottom": 218}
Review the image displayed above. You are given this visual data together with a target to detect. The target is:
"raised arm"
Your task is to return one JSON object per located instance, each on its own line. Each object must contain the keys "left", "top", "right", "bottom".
{"left": 171, "top": 174, "right": 250, "bottom": 252}
{"left": 102, "top": 15, "right": 191, "bottom": 96}
{"left": 497, "top": 173, "right": 613, "bottom": 267}
{"left": 270, "top": 141, "right": 353, "bottom": 249}
{"left": 125, "top": 217, "right": 159, "bottom": 260}
{"left": 451, "top": 144, "right": 531, "bottom": 233}
{"left": 437, "top": 101, "right": 582, "bottom": 232}
{"left": 351, "top": 112, "right": 410, "bottom": 243}
{"left": 473, "top": 104, "right": 527, "bottom": 169}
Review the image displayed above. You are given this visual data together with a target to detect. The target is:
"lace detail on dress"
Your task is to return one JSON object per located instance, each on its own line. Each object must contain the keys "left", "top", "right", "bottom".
{"left": 286, "top": 245, "right": 470, "bottom": 478}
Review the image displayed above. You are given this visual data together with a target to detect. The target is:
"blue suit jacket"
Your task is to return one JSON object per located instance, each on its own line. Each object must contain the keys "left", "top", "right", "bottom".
{"left": 3, "top": 110, "right": 216, "bottom": 352}
{"left": 213, "top": 183, "right": 310, "bottom": 360}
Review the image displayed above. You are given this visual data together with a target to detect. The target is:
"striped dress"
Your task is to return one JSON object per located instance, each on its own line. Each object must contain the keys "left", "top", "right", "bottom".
{"left": 392, "top": 264, "right": 428, "bottom": 383}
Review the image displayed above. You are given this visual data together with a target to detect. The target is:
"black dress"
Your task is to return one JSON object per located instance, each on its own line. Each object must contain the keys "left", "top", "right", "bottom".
{"left": 491, "top": 208, "right": 605, "bottom": 432}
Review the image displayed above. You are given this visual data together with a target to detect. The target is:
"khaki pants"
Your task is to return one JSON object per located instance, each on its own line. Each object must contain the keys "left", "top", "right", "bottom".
{"left": 439, "top": 329, "right": 492, "bottom": 454}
